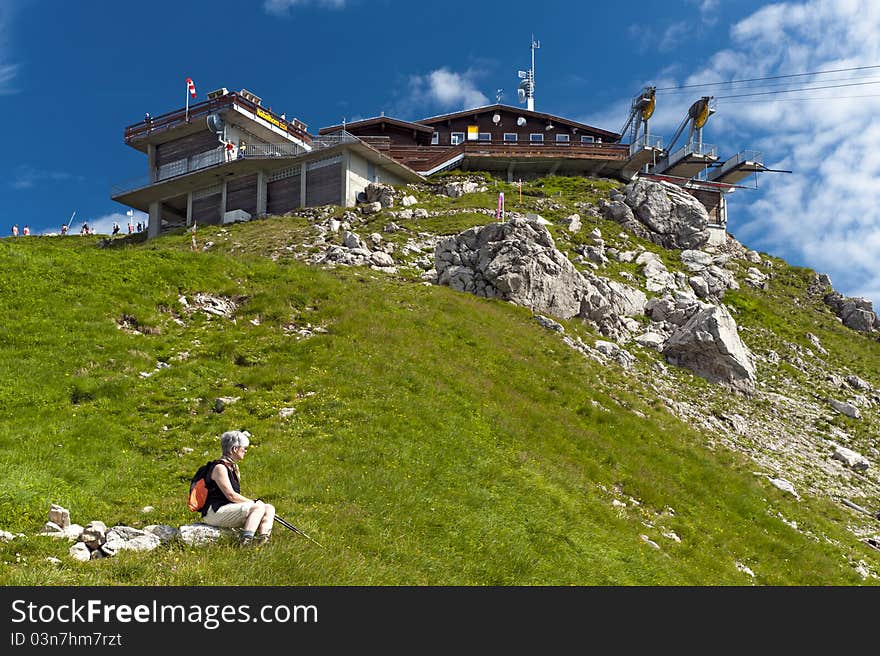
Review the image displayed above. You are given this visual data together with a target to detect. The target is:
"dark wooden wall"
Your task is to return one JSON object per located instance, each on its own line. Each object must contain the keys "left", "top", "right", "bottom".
{"left": 344, "top": 123, "right": 432, "bottom": 146}
{"left": 226, "top": 174, "right": 258, "bottom": 216}
{"left": 423, "top": 109, "right": 609, "bottom": 146}
{"left": 267, "top": 174, "right": 301, "bottom": 215}
{"left": 156, "top": 130, "right": 221, "bottom": 166}
{"left": 688, "top": 188, "right": 723, "bottom": 224}
{"left": 305, "top": 163, "right": 342, "bottom": 207}
{"left": 192, "top": 192, "right": 222, "bottom": 225}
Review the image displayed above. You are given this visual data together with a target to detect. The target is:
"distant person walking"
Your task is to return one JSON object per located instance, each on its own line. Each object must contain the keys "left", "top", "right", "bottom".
{"left": 128, "top": 222, "right": 133, "bottom": 234}
{"left": 11, "top": 224, "right": 18, "bottom": 237}
{"left": 136, "top": 222, "right": 143, "bottom": 233}
{"left": 22, "top": 225, "right": 30, "bottom": 236}
{"left": 81, "top": 222, "right": 90, "bottom": 235}
{"left": 60, "top": 224, "right": 68, "bottom": 236}
{"left": 112, "top": 222, "right": 120, "bottom": 236}
{"left": 200, "top": 430, "right": 275, "bottom": 546}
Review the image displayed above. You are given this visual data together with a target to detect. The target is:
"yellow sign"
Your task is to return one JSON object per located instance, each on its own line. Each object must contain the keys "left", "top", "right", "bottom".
{"left": 256, "top": 107, "right": 289, "bottom": 132}
{"left": 467, "top": 125, "right": 478, "bottom": 141}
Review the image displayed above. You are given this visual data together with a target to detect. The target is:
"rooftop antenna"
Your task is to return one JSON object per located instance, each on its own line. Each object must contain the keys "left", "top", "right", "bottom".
{"left": 517, "top": 35, "right": 540, "bottom": 111}
{"left": 496, "top": 88, "right": 503, "bottom": 103}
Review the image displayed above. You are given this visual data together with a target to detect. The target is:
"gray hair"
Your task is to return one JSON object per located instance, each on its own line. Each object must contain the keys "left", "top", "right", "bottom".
{"left": 220, "top": 430, "right": 251, "bottom": 455}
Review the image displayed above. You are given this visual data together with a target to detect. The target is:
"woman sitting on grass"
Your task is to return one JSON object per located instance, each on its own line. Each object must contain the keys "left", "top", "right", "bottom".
{"left": 201, "top": 430, "right": 275, "bottom": 546}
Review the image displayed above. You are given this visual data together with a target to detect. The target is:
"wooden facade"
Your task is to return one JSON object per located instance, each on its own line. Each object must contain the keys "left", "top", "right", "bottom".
{"left": 321, "top": 117, "right": 434, "bottom": 146}
{"left": 418, "top": 105, "right": 619, "bottom": 147}
{"left": 267, "top": 173, "right": 301, "bottom": 216}
{"left": 155, "top": 130, "right": 220, "bottom": 167}
{"left": 226, "top": 174, "right": 259, "bottom": 217}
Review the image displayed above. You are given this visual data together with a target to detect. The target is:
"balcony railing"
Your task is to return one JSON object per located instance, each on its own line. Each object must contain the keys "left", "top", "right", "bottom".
{"left": 668, "top": 142, "right": 717, "bottom": 166}
{"left": 112, "top": 132, "right": 363, "bottom": 197}
{"left": 716, "top": 149, "right": 763, "bottom": 176}
{"left": 629, "top": 134, "right": 664, "bottom": 156}
{"left": 125, "top": 93, "right": 311, "bottom": 145}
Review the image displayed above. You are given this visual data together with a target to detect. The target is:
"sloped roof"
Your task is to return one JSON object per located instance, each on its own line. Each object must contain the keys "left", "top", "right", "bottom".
{"left": 417, "top": 103, "right": 620, "bottom": 140}
{"left": 318, "top": 115, "right": 434, "bottom": 135}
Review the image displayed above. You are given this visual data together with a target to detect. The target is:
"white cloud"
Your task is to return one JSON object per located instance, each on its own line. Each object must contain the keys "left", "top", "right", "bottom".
{"left": 11, "top": 166, "right": 80, "bottom": 190}
{"left": 0, "top": 3, "right": 19, "bottom": 94}
{"left": 630, "top": 0, "right": 880, "bottom": 301}
{"left": 398, "top": 67, "right": 489, "bottom": 117}
{"left": 264, "top": 0, "right": 345, "bottom": 15}
{"left": 659, "top": 22, "right": 689, "bottom": 53}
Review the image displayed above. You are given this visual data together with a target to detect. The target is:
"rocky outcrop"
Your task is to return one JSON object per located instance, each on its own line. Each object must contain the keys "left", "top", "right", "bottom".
{"left": 662, "top": 304, "right": 757, "bottom": 393}
{"left": 434, "top": 218, "right": 644, "bottom": 337}
{"left": 824, "top": 291, "right": 880, "bottom": 332}
{"left": 601, "top": 179, "right": 710, "bottom": 250}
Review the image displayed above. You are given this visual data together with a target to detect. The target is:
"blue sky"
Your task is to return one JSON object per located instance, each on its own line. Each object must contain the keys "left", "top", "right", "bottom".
{"left": 2, "top": 0, "right": 878, "bottom": 302}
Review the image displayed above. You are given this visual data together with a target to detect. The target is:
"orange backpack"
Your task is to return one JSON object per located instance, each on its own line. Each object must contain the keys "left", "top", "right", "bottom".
{"left": 187, "top": 461, "right": 218, "bottom": 512}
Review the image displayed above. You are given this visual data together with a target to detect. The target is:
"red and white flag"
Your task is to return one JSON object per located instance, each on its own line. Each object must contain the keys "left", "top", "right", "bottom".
{"left": 186, "top": 77, "right": 197, "bottom": 98}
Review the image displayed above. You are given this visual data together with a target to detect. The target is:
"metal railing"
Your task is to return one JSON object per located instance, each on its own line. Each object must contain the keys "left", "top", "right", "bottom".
{"left": 668, "top": 142, "right": 717, "bottom": 166}
{"left": 240, "top": 142, "right": 305, "bottom": 158}
{"left": 112, "top": 132, "right": 364, "bottom": 197}
{"left": 125, "top": 93, "right": 311, "bottom": 145}
{"left": 629, "top": 134, "right": 664, "bottom": 156}
{"left": 716, "top": 149, "right": 763, "bottom": 176}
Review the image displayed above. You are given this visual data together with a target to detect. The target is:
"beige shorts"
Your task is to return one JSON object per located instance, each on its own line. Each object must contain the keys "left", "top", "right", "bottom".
{"left": 203, "top": 502, "right": 254, "bottom": 528}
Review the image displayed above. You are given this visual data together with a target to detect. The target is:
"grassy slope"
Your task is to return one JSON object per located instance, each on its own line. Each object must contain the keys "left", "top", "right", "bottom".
{"left": 0, "top": 183, "right": 877, "bottom": 585}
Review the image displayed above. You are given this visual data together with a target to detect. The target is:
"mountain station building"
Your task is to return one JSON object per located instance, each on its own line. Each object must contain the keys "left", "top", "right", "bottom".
{"left": 112, "top": 86, "right": 760, "bottom": 243}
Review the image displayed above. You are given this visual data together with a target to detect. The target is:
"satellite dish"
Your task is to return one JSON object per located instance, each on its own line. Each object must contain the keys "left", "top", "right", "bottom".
{"left": 517, "top": 116, "right": 527, "bottom": 127}
{"left": 207, "top": 113, "right": 225, "bottom": 134}
{"left": 492, "top": 113, "right": 501, "bottom": 124}
{"left": 517, "top": 88, "right": 526, "bottom": 104}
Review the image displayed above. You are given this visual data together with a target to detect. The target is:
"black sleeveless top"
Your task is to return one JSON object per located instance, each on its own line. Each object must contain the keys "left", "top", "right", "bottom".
{"left": 201, "top": 459, "right": 241, "bottom": 516}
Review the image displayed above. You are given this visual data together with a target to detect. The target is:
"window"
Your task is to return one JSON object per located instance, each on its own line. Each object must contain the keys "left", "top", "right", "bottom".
{"left": 556, "top": 134, "right": 570, "bottom": 144}
{"left": 581, "top": 135, "right": 595, "bottom": 144}
{"left": 451, "top": 132, "right": 465, "bottom": 145}
{"left": 431, "top": 132, "right": 439, "bottom": 145}
{"left": 503, "top": 133, "right": 518, "bottom": 142}
{"left": 478, "top": 132, "right": 492, "bottom": 142}
{"left": 529, "top": 133, "right": 544, "bottom": 144}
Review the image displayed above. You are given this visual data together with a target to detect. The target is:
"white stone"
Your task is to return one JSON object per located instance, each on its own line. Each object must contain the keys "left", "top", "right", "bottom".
{"left": 69, "top": 542, "right": 91, "bottom": 562}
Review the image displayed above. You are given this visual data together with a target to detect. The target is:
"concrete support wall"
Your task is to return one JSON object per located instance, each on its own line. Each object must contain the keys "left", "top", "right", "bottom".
{"left": 342, "top": 150, "right": 351, "bottom": 207}
{"left": 186, "top": 192, "right": 193, "bottom": 227}
{"left": 147, "top": 144, "right": 157, "bottom": 183}
{"left": 300, "top": 162, "right": 307, "bottom": 208}
{"left": 346, "top": 152, "right": 407, "bottom": 205}
{"left": 148, "top": 201, "right": 160, "bottom": 238}
{"left": 347, "top": 152, "right": 371, "bottom": 206}
{"left": 256, "top": 171, "right": 267, "bottom": 216}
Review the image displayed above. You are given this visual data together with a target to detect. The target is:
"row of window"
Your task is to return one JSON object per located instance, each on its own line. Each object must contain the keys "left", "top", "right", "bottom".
{"left": 434, "top": 132, "right": 600, "bottom": 145}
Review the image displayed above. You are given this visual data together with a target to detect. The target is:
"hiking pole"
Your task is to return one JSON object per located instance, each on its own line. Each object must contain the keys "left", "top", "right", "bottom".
{"left": 274, "top": 515, "right": 324, "bottom": 547}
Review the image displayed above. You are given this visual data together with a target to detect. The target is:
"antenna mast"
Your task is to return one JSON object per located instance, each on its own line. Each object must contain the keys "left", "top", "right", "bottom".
{"left": 529, "top": 35, "right": 540, "bottom": 111}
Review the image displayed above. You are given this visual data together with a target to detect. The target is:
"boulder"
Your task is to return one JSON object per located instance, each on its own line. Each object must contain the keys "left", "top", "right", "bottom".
{"left": 832, "top": 446, "right": 870, "bottom": 472}
{"left": 48, "top": 504, "right": 71, "bottom": 529}
{"left": 613, "top": 179, "right": 711, "bottom": 249}
{"left": 179, "top": 523, "right": 236, "bottom": 546}
{"left": 663, "top": 304, "right": 756, "bottom": 393}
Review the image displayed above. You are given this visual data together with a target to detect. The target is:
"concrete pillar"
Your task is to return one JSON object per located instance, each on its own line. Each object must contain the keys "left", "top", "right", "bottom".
{"left": 148, "top": 201, "right": 160, "bottom": 238}
{"left": 221, "top": 182, "right": 228, "bottom": 222}
{"left": 300, "top": 162, "right": 307, "bottom": 208}
{"left": 147, "top": 144, "right": 157, "bottom": 183}
{"left": 342, "top": 150, "right": 351, "bottom": 207}
{"left": 186, "top": 192, "right": 193, "bottom": 228}
{"left": 256, "top": 172, "right": 267, "bottom": 217}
